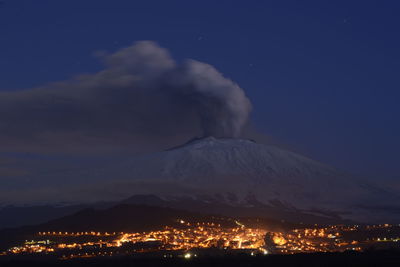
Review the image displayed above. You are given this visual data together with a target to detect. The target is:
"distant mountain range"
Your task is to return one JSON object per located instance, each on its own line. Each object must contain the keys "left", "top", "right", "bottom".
{"left": 0, "top": 193, "right": 350, "bottom": 231}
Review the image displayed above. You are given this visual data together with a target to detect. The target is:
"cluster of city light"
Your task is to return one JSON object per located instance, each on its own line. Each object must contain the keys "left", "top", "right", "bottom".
{"left": 38, "top": 231, "right": 119, "bottom": 236}
{"left": 266, "top": 224, "right": 400, "bottom": 254}
{"left": 2, "top": 222, "right": 399, "bottom": 259}
{"left": 8, "top": 243, "right": 55, "bottom": 254}
{"left": 115, "top": 224, "right": 266, "bottom": 250}
{"left": 267, "top": 226, "right": 350, "bottom": 253}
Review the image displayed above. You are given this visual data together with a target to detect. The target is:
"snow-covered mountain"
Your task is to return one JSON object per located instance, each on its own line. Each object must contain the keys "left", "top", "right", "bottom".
{"left": 2, "top": 137, "right": 398, "bottom": 224}
{"left": 69, "top": 136, "right": 398, "bottom": 223}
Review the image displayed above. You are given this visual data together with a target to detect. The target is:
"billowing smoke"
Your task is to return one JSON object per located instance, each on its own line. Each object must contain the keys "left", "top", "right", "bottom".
{"left": 0, "top": 41, "right": 252, "bottom": 153}
{"left": 166, "top": 59, "right": 251, "bottom": 137}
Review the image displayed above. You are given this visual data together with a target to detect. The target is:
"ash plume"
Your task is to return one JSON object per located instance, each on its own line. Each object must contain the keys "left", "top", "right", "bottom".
{"left": 0, "top": 41, "right": 251, "bottom": 153}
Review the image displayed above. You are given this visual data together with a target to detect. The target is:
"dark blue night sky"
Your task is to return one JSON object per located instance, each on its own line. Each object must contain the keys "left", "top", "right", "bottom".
{"left": 0, "top": 0, "right": 399, "bottom": 181}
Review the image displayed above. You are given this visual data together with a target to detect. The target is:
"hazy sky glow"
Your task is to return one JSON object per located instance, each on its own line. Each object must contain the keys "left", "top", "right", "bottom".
{"left": 0, "top": 0, "right": 399, "bottom": 184}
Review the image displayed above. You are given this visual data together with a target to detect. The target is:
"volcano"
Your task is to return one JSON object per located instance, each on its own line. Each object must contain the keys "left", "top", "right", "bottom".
{"left": 67, "top": 136, "right": 399, "bottom": 223}
{"left": 2, "top": 137, "right": 399, "bottom": 224}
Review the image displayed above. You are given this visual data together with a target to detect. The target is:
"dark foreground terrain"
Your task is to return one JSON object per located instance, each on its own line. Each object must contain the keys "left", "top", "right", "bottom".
{"left": 1, "top": 251, "right": 400, "bottom": 267}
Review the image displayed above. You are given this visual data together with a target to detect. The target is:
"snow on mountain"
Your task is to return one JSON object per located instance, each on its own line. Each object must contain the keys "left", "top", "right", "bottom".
{"left": 2, "top": 137, "right": 398, "bottom": 223}
{"left": 74, "top": 136, "right": 398, "bottom": 223}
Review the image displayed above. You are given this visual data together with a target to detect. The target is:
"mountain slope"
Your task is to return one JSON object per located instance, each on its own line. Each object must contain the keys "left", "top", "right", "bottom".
{"left": 0, "top": 204, "right": 297, "bottom": 250}
{"left": 0, "top": 204, "right": 231, "bottom": 250}
{"left": 1, "top": 137, "right": 398, "bottom": 223}
{"left": 79, "top": 137, "right": 399, "bottom": 222}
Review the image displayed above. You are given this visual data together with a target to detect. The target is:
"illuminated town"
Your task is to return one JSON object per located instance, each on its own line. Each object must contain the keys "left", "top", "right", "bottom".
{"left": 1, "top": 220, "right": 399, "bottom": 260}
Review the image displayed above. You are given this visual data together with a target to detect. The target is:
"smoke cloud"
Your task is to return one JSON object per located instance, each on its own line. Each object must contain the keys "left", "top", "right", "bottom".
{"left": 0, "top": 41, "right": 252, "bottom": 153}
